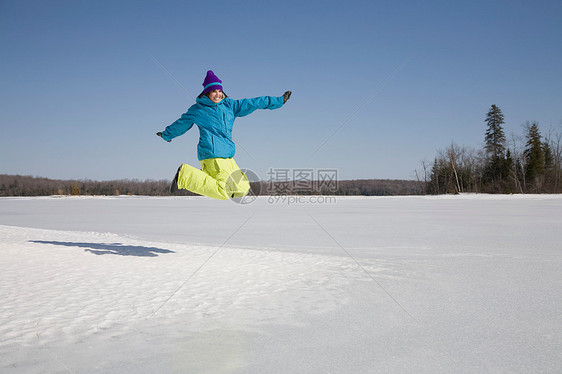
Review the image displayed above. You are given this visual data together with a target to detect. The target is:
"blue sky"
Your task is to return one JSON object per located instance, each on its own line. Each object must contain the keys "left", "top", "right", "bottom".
{"left": 1, "top": 0, "right": 561, "bottom": 181}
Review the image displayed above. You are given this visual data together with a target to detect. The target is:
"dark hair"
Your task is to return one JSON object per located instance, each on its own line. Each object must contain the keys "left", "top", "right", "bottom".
{"left": 198, "top": 91, "right": 228, "bottom": 99}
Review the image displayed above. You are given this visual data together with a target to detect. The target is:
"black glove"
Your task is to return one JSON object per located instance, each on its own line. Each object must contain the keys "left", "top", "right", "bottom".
{"left": 283, "top": 91, "right": 292, "bottom": 104}
{"left": 157, "top": 132, "right": 171, "bottom": 142}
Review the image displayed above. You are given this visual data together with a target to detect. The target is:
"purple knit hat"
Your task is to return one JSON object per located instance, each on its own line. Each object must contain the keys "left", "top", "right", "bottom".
{"left": 202, "top": 70, "right": 223, "bottom": 94}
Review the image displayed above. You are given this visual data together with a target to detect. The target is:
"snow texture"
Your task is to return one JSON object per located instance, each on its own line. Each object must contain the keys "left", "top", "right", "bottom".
{"left": 1, "top": 195, "right": 561, "bottom": 373}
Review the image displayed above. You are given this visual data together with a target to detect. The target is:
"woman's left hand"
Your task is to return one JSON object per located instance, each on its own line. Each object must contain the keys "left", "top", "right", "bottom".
{"left": 157, "top": 132, "right": 171, "bottom": 142}
{"left": 283, "top": 91, "right": 292, "bottom": 104}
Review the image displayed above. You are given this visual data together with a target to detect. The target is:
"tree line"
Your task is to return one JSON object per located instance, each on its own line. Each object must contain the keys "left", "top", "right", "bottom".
{"left": 0, "top": 175, "right": 191, "bottom": 197}
{"left": 263, "top": 179, "right": 422, "bottom": 196}
{"left": 0, "top": 174, "right": 422, "bottom": 197}
{"left": 418, "top": 105, "right": 562, "bottom": 194}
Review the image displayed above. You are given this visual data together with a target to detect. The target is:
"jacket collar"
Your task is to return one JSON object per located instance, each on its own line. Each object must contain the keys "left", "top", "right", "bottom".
{"left": 197, "top": 95, "right": 226, "bottom": 107}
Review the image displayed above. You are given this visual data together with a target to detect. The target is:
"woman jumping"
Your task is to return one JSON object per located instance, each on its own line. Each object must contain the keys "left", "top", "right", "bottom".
{"left": 157, "top": 70, "right": 291, "bottom": 200}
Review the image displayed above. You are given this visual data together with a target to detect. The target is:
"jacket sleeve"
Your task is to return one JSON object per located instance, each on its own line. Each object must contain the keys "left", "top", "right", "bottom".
{"left": 232, "top": 96, "right": 284, "bottom": 118}
{"left": 160, "top": 109, "right": 196, "bottom": 142}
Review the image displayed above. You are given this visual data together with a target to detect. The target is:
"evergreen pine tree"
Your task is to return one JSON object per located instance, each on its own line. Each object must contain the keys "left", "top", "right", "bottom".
{"left": 504, "top": 149, "right": 516, "bottom": 193}
{"left": 543, "top": 140, "right": 554, "bottom": 192}
{"left": 484, "top": 105, "right": 506, "bottom": 159}
{"left": 483, "top": 104, "right": 508, "bottom": 192}
{"left": 524, "top": 122, "right": 545, "bottom": 191}
{"left": 543, "top": 141, "right": 554, "bottom": 171}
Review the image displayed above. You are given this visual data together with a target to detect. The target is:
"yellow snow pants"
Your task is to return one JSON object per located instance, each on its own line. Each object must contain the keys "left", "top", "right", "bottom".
{"left": 176, "top": 158, "right": 251, "bottom": 200}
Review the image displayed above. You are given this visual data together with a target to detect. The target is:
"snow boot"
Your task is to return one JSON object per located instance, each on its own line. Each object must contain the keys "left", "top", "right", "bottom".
{"left": 170, "top": 165, "right": 182, "bottom": 193}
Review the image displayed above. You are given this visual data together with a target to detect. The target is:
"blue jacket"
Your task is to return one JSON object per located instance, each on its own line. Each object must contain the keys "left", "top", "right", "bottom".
{"left": 161, "top": 95, "right": 284, "bottom": 160}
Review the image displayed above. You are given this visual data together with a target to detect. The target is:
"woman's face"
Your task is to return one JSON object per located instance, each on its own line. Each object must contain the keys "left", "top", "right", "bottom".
{"left": 207, "top": 89, "right": 224, "bottom": 103}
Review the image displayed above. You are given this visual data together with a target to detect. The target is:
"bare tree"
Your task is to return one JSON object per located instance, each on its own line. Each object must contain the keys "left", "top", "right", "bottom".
{"left": 414, "top": 159, "right": 431, "bottom": 194}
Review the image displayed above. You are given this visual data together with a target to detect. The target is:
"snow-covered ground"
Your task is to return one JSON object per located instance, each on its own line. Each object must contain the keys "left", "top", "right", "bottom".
{"left": 1, "top": 195, "right": 561, "bottom": 373}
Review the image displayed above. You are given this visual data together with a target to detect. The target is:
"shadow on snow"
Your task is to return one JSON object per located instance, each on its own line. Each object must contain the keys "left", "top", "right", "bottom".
{"left": 29, "top": 240, "right": 175, "bottom": 257}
